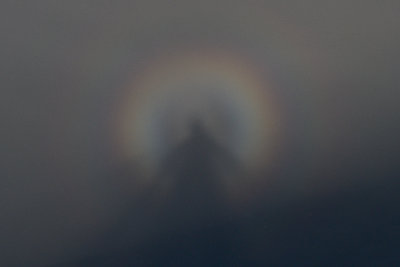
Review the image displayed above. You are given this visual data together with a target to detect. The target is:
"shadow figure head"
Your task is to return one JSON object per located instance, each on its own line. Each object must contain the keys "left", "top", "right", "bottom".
{"left": 188, "top": 118, "right": 209, "bottom": 140}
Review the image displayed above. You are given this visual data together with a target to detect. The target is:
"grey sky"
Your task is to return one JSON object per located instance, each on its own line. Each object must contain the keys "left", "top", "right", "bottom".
{"left": 1, "top": 1, "right": 399, "bottom": 265}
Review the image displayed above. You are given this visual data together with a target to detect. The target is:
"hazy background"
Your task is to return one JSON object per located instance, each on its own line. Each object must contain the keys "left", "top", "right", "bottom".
{"left": 1, "top": 1, "right": 399, "bottom": 266}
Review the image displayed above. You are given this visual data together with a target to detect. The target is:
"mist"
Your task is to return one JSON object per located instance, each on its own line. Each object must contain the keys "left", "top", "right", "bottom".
{"left": 1, "top": 1, "right": 399, "bottom": 266}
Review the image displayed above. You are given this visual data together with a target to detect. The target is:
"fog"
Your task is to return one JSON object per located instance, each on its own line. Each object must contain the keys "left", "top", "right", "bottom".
{"left": 1, "top": 1, "right": 399, "bottom": 266}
